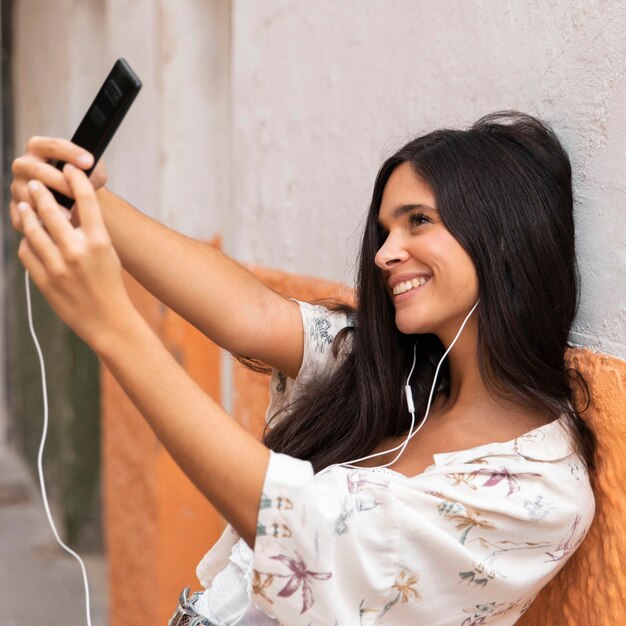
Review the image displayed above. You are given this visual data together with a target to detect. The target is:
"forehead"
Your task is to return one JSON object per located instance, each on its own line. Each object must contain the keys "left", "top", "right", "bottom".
{"left": 378, "top": 162, "right": 438, "bottom": 221}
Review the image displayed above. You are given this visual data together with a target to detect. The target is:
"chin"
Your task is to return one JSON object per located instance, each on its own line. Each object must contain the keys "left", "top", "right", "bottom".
{"left": 394, "top": 311, "right": 430, "bottom": 336}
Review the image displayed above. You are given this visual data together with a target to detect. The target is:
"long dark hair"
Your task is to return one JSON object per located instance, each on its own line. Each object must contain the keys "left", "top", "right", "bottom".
{"left": 258, "top": 111, "right": 597, "bottom": 474}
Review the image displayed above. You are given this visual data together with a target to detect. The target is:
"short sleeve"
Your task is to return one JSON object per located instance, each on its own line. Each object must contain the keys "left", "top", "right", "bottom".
{"left": 251, "top": 447, "right": 595, "bottom": 625}
{"left": 264, "top": 300, "right": 353, "bottom": 424}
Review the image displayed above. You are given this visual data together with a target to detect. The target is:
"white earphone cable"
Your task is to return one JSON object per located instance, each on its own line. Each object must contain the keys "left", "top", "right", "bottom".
{"left": 25, "top": 270, "right": 93, "bottom": 626}
{"left": 318, "top": 298, "right": 480, "bottom": 477}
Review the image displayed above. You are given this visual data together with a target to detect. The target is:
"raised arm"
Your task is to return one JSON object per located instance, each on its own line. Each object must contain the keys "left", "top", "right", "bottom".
{"left": 10, "top": 137, "right": 304, "bottom": 378}
{"left": 96, "top": 188, "right": 303, "bottom": 377}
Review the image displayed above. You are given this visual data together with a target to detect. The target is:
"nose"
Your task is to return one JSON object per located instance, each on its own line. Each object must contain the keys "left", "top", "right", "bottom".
{"left": 374, "top": 233, "right": 410, "bottom": 270}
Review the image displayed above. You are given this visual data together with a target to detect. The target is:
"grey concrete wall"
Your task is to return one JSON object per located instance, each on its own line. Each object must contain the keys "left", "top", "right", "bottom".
{"left": 228, "top": 0, "right": 626, "bottom": 360}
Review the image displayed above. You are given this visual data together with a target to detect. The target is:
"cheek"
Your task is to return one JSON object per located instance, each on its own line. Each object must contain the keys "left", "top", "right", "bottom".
{"left": 439, "top": 237, "right": 478, "bottom": 293}
{"left": 457, "top": 257, "right": 479, "bottom": 298}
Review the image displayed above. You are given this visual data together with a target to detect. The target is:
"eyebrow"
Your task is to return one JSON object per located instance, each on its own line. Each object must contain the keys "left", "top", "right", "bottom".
{"left": 377, "top": 203, "right": 439, "bottom": 227}
{"left": 392, "top": 203, "right": 438, "bottom": 218}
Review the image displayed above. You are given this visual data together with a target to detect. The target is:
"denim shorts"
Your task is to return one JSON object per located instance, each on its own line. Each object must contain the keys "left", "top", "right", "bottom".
{"left": 168, "top": 587, "right": 214, "bottom": 626}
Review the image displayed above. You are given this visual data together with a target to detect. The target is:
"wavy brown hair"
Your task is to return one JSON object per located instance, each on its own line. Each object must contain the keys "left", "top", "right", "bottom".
{"left": 251, "top": 111, "right": 596, "bottom": 474}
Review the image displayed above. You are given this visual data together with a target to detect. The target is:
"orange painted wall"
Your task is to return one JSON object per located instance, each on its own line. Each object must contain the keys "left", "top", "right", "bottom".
{"left": 101, "top": 272, "right": 225, "bottom": 626}
{"left": 518, "top": 350, "right": 626, "bottom": 625}
{"left": 101, "top": 264, "right": 625, "bottom": 625}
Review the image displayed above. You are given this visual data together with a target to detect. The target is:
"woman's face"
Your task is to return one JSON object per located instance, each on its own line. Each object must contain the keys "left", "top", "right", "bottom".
{"left": 375, "top": 162, "right": 479, "bottom": 344}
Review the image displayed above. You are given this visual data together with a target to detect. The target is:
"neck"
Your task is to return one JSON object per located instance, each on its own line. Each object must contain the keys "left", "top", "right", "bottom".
{"left": 433, "top": 310, "right": 505, "bottom": 417}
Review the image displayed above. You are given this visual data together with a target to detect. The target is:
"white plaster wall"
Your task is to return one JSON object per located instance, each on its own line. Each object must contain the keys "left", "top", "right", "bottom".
{"left": 229, "top": 0, "right": 626, "bottom": 359}
{"left": 10, "top": 1, "right": 625, "bottom": 361}
{"left": 104, "top": 0, "right": 230, "bottom": 239}
{"left": 12, "top": 0, "right": 232, "bottom": 412}
{"left": 14, "top": 1, "right": 106, "bottom": 156}
{"left": 13, "top": 0, "right": 229, "bottom": 240}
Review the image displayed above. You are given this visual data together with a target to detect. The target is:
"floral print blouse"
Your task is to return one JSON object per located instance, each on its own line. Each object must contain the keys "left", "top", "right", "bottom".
{"left": 196, "top": 301, "right": 595, "bottom": 626}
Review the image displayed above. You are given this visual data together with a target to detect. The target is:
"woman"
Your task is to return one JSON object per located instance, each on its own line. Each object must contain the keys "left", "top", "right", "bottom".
{"left": 9, "top": 111, "right": 596, "bottom": 625}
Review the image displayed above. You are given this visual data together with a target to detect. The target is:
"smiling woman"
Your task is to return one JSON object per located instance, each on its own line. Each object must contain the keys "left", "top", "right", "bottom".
{"left": 9, "top": 111, "right": 596, "bottom": 625}
{"left": 375, "top": 164, "right": 479, "bottom": 342}
{"left": 264, "top": 112, "right": 595, "bottom": 477}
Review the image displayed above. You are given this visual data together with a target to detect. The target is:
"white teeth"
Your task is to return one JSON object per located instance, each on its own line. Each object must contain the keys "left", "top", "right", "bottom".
{"left": 392, "top": 277, "right": 430, "bottom": 295}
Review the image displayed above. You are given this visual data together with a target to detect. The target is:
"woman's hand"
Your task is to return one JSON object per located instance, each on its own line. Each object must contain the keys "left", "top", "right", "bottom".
{"left": 10, "top": 136, "right": 108, "bottom": 233}
{"left": 18, "top": 166, "right": 270, "bottom": 547}
{"left": 16, "top": 164, "right": 139, "bottom": 352}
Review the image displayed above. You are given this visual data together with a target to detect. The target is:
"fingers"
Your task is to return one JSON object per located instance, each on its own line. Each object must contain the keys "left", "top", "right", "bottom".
{"left": 62, "top": 164, "right": 107, "bottom": 237}
{"left": 88, "top": 159, "right": 108, "bottom": 190}
{"left": 9, "top": 186, "right": 72, "bottom": 234}
{"left": 12, "top": 155, "right": 74, "bottom": 199}
{"left": 26, "top": 180, "right": 75, "bottom": 253}
{"left": 17, "top": 200, "right": 65, "bottom": 273}
{"left": 10, "top": 137, "right": 94, "bottom": 211}
{"left": 9, "top": 199, "right": 23, "bottom": 232}
{"left": 25, "top": 136, "right": 93, "bottom": 170}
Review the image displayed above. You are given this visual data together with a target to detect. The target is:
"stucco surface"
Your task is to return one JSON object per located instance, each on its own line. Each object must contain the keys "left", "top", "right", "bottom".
{"left": 229, "top": 0, "right": 626, "bottom": 359}
{"left": 519, "top": 347, "right": 626, "bottom": 625}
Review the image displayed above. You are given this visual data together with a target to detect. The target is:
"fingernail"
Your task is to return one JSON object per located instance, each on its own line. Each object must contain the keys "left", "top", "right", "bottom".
{"left": 17, "top": 202, "right": 29, "bottom": 212}
{"left": 64, "top": 163, "right": 76, "bottom": 172}
{"left": 27, "top": 180, "right": 39, "bottom": 192}
{"left": 77, "top": 154, "right": 92, "bottom": 168}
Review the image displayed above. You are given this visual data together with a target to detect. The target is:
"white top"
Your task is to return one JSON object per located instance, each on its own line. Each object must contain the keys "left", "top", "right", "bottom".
{"left": 194, "top": 301, "right": 595, "bottom": 625}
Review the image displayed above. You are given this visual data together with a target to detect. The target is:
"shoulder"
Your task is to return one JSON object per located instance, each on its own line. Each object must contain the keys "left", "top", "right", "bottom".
{"left": 297, "top": 300, "right": 354, "bottom": 358}
{"left": 265, "top": 300, "right": 354, "bottom": 424}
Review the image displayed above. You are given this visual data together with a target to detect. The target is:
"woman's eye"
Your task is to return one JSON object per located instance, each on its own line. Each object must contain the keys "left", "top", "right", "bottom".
{"left": 409, "top": 212, "right": 430, "bottom": 227}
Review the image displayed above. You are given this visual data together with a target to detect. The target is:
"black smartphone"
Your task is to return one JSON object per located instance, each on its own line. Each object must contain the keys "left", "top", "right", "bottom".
{"left": 50, "top": 58, "right": 142, "bottom": 208}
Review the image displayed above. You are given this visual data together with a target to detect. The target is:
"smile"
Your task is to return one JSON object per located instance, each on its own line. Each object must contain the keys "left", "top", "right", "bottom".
{"left": 392, "top": 276, "right": 430, "bottom": 296}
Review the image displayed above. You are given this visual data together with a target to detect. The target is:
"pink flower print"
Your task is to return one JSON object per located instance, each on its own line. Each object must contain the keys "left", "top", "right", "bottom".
{"left": 270, "top": 553, "right": 332, "bottom": 614}
{"left": 475, "top": 467, "right": 541, "bottom": 497}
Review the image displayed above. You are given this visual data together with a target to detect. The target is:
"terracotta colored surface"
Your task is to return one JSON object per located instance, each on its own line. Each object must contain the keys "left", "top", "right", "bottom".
{"left": 155, "top": 303, "right": 225, "bottom": 622}
{"left": 518, "top": 349, "right": 626, "bottom": 625}
{"left": 102, "top": 263, "right": 624, "bottom": 625}
{"left": 101, "top": 272, "right": 164, "bottom": 626}
{"left": 101, "top": 269, "right": 224, "bottom": 626}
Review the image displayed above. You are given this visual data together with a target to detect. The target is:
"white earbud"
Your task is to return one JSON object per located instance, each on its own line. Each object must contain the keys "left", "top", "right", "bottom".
{"left": 318, "top": 299, "right": 481, "bottom": 476}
